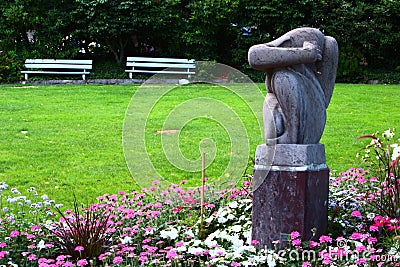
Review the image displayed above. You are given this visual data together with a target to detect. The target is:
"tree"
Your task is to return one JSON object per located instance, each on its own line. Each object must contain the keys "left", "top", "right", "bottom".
{"left": 74, "top": 0, "right": 160, "bottom": 64}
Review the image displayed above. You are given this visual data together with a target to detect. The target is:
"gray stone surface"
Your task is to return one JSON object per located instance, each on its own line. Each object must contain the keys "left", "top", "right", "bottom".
{"left": 248, "top": 27, "right": 338, "bottom": 144}
{"left": 254, "top": 143, "right": 327, "bottom": 167}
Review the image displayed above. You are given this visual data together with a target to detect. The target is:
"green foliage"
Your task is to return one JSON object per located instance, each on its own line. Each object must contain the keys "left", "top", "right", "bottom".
{"left": 358, "top": 129, "right": 400, "bottom": 218}
{"left": 0, "top": 0, "right": 399, "bottom": 82}
{"left": 0, "top": 51, "right": 23, "bottom": 83}
{"left": 52, "top": 198, "right": 115, "bottom": 261}
{"left": 90, "top": 60, "right": 127, "bottom": 79}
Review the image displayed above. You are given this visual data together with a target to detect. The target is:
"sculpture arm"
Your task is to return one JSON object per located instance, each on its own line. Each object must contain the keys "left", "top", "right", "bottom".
{"left": 248, "top": 42, "right": 322, "bottom": 71}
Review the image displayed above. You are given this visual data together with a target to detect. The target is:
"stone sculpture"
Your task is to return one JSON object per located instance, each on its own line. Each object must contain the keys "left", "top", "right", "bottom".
{"left": 248, "top": 27, "right": 338, "bottom": 144}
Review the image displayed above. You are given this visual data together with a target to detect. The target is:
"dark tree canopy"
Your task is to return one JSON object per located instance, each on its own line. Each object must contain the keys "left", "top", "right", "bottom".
{"left": 0, "top": 0, "right": 399, "bottom": 83}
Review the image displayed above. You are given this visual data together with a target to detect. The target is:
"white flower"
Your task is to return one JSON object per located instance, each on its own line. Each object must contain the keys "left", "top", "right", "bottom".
{"left": 209, "top": 247, "right": 226, "bottom": 257}
{"left": 7, "top": 197, "right": 16, "bottom": 204}
{"left": 187, "top": 246, "right": 203, "bottom": 255}
{"left": 227, "top": 213, "right": 235, "bottom": 220}
{"left": 216, "top": 230, "right": 229, "bottom": 239}
{"left": 205, "top": 236, "right": 218, "bottom": 248}
{"left": 120, "top": 236, "right": 132, "bottom": 244}
{"left": 0, "top": 182, "right": 8, "bottom": 190}
{"left": 383, "top": 129, "right": 395, "bottom": 138}
{"left": 192, "top": 239, "right": 202, "bottom": 247}
{"left": 217, "top": 212, "right": 228, "bottom": 223}
{"left": 160, "top": 227, "right": 179, "bottom": 240}
{"left": 366, "top": 212, "right": 375, "bottom": 220}
{"left": 391, "top": 144, "right": 400, "bottom": 161}
{"left": 176, "top": 245, "right": 187, "bottom": 252}
{"left": 228, "top": 201, "right": 238, "bottom": 209}
{"left": 37, "top": 240, "right": 46, "bottom": 250}
{"left": 184, "top": 229, "right": 194, "bottom": 238}
{"left": 266, "top": 254, "right": 276, "bottom": 267}
{"left": 41, "top": 194, "right": 49, "bottom": 200}
{"left": 205, "top": 215, "right": 214, "bottom": 223}
{"left": 231, "top": 225, "right": 242, "bottom": 232}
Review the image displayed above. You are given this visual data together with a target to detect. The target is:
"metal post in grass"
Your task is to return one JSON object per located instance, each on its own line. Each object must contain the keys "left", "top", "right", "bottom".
{"left": 248, "top": 27, "right": 339, "bottom": 248}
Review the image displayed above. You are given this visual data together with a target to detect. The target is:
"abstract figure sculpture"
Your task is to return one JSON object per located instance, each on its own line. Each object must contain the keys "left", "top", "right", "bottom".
{"left": 248, "top": 27, "right": 338, "bottom": 144}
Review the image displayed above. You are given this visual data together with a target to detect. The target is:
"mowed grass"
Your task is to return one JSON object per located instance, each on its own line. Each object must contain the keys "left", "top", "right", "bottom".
{"left": 0, "top": 83, "right": 399, "bottom": 205}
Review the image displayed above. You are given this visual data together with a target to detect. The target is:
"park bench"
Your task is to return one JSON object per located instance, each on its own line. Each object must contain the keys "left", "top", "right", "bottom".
{"left": 21, "top": 59, "right": 93, "bottom": 80}
{"left": 125, "top": 57, "right": 195, "bottom": 79}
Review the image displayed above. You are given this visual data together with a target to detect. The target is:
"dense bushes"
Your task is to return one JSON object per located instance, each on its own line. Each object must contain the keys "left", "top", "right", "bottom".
{"left": 0, "top": 0, "right": 399, "bottom": 83}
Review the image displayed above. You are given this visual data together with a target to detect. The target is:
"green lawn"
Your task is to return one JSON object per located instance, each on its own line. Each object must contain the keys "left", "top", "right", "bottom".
{"left": 0, "top": 83, "right": 399, "bottom": 205}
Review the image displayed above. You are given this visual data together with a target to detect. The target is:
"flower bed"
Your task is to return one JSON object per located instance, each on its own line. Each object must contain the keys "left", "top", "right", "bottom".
{"left": 0, "top": 129, "right": 399, "bottom": 266}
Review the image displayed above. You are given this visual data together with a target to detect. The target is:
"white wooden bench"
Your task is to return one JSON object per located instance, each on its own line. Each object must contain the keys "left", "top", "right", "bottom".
{"left": 125, "top": 57, "right": 195, "bottom": 79}
{"left": 21, "top": 59, "right": 92, "bottom": 80}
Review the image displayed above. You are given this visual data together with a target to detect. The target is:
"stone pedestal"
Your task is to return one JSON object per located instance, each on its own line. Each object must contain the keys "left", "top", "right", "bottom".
{"left": 252, "top": 144, "right": 329, "bottom": 248}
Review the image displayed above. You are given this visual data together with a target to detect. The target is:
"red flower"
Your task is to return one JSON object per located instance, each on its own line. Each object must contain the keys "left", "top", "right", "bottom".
{"left": 173, "top": 206, "right": 183, "bottom": 214}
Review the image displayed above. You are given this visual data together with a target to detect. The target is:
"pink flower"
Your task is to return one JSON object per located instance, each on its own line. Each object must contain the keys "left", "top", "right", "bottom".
{"left": 351, "top": 210, "right": 362, "bottom": 218}
{"left": 38, "top": 258, "right": 47, "bottom": 264}
{"left": 356, "top": 245, "right": 366, "bottom": 252}
{"left": 113, "top": 256, "right": 123, "bottom": 265}
{"left": 166, "top": 249, "right": 178, "bottom": 260}
{"left": 10, "top": 230, "right": 19, "bottom": 238}
{"left": 31, "top": 225, "right": 40, "bottom": 231}
{"left": 292, "top": 239, "right": 301, "bottom": 246}
{"left": 152, "top": 180, "right": 160, "bottom": 185}
{"left": 231, "top": 262, "right": 240, "bottom": 267}
{"left": 176, "top": 241, "right": 185, "bottom": 247}
{"left": 26, "top": 234, "right": 35, "bottom": 239}
{"left": 28, "top": 254, "right": 37, "bottom": 261}
{"left": 56, "top": 255, "right": 66, "bottom": 261}
{"left": 64, "top": 261, "right": 73, "bottom": 267}
{"left": 302, "top": 262, "right": 312, "bottom": 267}
{"left": 319, "top": 235, "right": 332, "bottom": 243}
{"left": 356, "top": 258, "right": 367, "bottom": 265}
{"left": 369, "top": 225, "right": 379, "bottom": 232}
{"left": 0, "top": 243, "right": 6, "bottom": 248}
{"left": 368, "top": 237, "right": 378, "bottom": 244}
{"left": 308, "top": 241, "right": 319, "bottom": 248}
{"left": 350, "top": 232, "right": 363, "bottom": 240}
{"left": 0, "top": 251, "right": 8, "bottom": 259}
{"left": 76, "top": 259, "right": 88, "bottom": 267}
{"left": 291, "top": 231, "right": 300, "bottom": 239}
{"left": 251, "top": 240, "right": 260, "bottom": 245}
{"left": 322, "top": 259, "right": 332, "bottom": 264}
{"left": 139, "top": 255, "right": 148, "bottom": 263}
{"left": 74, "top": 246, "right": 84, "bottom": 252}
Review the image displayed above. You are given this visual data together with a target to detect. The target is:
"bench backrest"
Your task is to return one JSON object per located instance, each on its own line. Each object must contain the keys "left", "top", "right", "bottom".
{"left": 126, "top": 57, "right": 195, "bottom": 69}
{"left": 25, "top": 59, "right": 93, "bottom": 70}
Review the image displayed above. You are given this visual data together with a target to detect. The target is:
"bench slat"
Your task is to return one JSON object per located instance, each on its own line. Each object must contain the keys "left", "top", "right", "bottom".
{"left": 25, "top": 59, "right": 92, "bottom": 64}
{"left": 126, "top": 57, "right": 194, "bottom": 64}
{"left": 125, "top": 57, "right": 196, "bottom": 79}
{"left": 125, "top": 70, "right": 196, "bottom": 74}
{"left": 22, "top": 59, "right": 93, "bottom": 81}
{"left": 24, "top": 64, "right": 92, "bottom": 70}
{"left": 21, "top": 71, "right": 90, "bottom": 74}
{"left": 126, "top": 62, "right": 195, "bottom": 68}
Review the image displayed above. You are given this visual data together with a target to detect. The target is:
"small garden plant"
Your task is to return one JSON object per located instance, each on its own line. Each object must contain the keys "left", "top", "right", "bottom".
{"left": 1, "top": 129, "right": 400, "bottom": 266}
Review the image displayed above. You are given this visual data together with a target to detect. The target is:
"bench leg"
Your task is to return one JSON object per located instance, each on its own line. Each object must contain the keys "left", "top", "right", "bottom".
{"left": 129, "top": 73, "right": 133, "bottom": 79}
{"left": 82, "top": 74, "right": 86, "bottom": 80}
{"left": 24, "top": 73, "right": 28, "bottom": 81}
